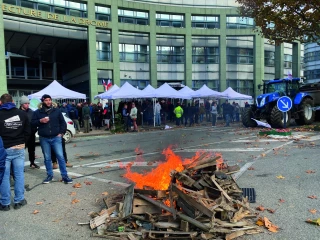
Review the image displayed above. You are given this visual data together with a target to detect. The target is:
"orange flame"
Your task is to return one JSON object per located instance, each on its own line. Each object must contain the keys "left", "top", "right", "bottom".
{"left": 124, "top": 148, "right": 186, "bottom": 190}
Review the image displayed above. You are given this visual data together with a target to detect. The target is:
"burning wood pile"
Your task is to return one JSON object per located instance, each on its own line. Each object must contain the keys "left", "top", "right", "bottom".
{"left": 89, "top": 149, "right": 262, "bottom": 239}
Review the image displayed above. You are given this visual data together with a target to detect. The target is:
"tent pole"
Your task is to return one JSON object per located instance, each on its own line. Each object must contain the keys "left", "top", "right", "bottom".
{"left": 111, "top": 99, "right": 115, "bottom": 131}
{"left": 153, "top": 98, "right": 156, "bottom": 127}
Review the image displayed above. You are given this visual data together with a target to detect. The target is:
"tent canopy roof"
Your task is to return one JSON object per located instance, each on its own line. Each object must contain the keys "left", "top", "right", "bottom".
{"left": 28, "top": 80, "right": 86, "bottom": 99}
{"left": 154, "top": 83, "right": 191, "bottom": 99}
{"left": 110, "top": 82, "right": 143, "bottom": 99}
{"left": 191, "top": 84, "right": 226, "bottom": 98}
{"left": 94, "top": 84, "right": 120, "bottom": 99}
{"left": 221, "top": 87, "right": 252, "bottom": 100}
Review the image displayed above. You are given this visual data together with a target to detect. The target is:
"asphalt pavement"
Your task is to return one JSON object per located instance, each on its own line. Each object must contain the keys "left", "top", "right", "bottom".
{"left": 1, "top": 120, "right": 320, "bottom": 240}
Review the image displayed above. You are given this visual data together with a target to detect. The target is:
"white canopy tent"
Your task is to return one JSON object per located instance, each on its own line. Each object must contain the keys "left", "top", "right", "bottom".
{"left": 221, "top": 87, "right": 252, "bottom": 100}
{"left": 191, "top": 84, "right": 227, "bottom": 98}
{"left": 153, "top": 83, "right": 191, "bottom": 99}
{"left": 94, "top": 84, "right": 120, "bottom": 99}
{"left": 28, "top": 80, "right": 86, "bottom": 99}
{"left": 110, "top": 82, "right": 143, "bottom": 99}
{"left": 178, "top": 86, "right": 194, "bottom": 98}
{"left": 141, "top": 84, "right": 156, "bottom": 98}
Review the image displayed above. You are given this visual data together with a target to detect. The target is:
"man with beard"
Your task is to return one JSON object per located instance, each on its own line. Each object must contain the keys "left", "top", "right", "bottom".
{"left": 31, "top": 94, "right": 72, "bottom": 184}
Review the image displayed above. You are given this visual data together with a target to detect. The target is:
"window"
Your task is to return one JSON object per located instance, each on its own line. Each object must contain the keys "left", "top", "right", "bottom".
{"left": 157, "top": 46, "right": 185, "bottom": 63}
{"left": 96, "top": 42, "right": 111, "bottom": 61}
{"left": 3, "top": 0, "right": 17, "bottom": 5}
{"left": 191, "top": 15, "right": 220, "bottom": 29}
{"left": 95, "top": 5, "right": 110, "bottom": 21}
{"left": 284, "top": 54, "right": 292, "bottom": 69}
{"left": 226, "top": 17, "right": 255, "bottom": 29}
{"left": 227, "top": 48, "right": 253, "bottom": 64}
{"left": 156, "top": 13, "right": 184, "bottom": 28}
{"left": 118, "top": 9, "right": 149, "bottom": 25}
{"left": 119, "top": 44, "right": 149, "bottom": 63}
{"left": 21, "top": 0, "right": 34, "bottom": 8}
{"left": 265, "top": 51, "right": 275, "bottom": 67}
{"left": 192, "top": 47, "right": 219, "bottom": 64}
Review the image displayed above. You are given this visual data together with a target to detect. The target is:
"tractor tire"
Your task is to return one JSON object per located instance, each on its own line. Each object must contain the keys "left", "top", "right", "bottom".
{"left": 295, "top": 98, "right": 314, "bottom": 125}
{"left": 242, "top": 107, "right": 257, "bottom": 128}
{"left": 270, "top": 106, "right": 291, "bottom": 128}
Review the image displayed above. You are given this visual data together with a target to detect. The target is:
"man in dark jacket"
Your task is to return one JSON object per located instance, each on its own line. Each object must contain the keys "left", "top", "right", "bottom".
{"left": 0, "top": 136, "right": 7, "bottom": 186}
{"left": 224, "top": 101, "right": 234, "bottom": 127}
{"left": 19, "top": 95, "right": 39, "bottom": 169}
{"left": 0, "top": 93, "right": 31, "bottom": 211}
{"left": 31, "top": 94, "right": 72, "bottom": 184}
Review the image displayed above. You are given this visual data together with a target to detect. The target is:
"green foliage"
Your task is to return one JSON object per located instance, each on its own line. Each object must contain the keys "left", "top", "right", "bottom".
{"left": 236, "top": 0, "right": 320, "bottom": 44}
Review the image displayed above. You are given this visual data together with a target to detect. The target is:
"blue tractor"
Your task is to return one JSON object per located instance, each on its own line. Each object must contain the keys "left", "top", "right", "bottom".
{"left": 242, "top": 78, "right": 319, "bottom": 128}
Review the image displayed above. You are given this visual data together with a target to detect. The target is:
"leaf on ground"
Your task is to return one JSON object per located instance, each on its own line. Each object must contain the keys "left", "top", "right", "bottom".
{"left": 276, "top": 175, "right": 285, "bottom": 179}
{"left": 36, "top": 202, "right": 43, "bottom": 205}
{"left": 309, "top": 209, "right": 317, "bottom": 214}
{"left": 84, "top": 180, "right": 92, "bottom": 185}
{"left": 105, "top": 166, "right": 111, "bottom": 169}
{"left": 73, "top": 183, "right": 82, "bottom": 188}
{"left": 32, "top": 210, "right": 40, "bottom": 214}
{"left": 256, "top": 217, "right": 264, "bottom": 226}
{"left": 71, "top": 199, "right": 80, "bottom": 204}
{"left": 248, "top": 167, "right": 255, "bottom": 170}
{"left": 306, "top": 218, "right": 320, "bottom": 226}
{"left": 308, "top": 195, "right": 317, "bottom": 199}
{"left": 261, "top": 153, "right": 266, "bottom": 157}
{"left": 264, "top": 217, "right": 279, "bottom": 233}
{"left": 101, "top": 192, "right": 108, "bottom": 196}
{"left": 279, "top": 199, "right": 285, "bottom": 203}
{"left": 73, "top": 144, "right": 77, "bottom": 147}
{"left": 306, "top": 170, "right": 316, "bottom": 174}
{"left": 256, "top": 205, "right": 265, "bottom": 211}
{"left": 69, "top": 192, "right": 77, "bottom": 196}
{"left": 267, "top": 209, "right": 276, "bottom": 214}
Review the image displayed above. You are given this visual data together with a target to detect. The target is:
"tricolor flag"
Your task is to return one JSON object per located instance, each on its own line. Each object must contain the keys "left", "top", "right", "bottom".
{"left": 106, "top": 78, "right": 112, "bottom": 90}
{"left": 102, "top": 79, "right": 108, "bottom": 92}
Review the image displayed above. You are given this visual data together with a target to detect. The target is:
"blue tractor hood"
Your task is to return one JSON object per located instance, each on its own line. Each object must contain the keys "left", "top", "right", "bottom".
{"left": 256, "top": 92, "right": 280, "bottom": 108}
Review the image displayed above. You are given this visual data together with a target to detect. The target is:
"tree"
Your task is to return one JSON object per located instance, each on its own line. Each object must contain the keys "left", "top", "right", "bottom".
{"left": 236, "top": 0, "right": 320, "bottom": 44}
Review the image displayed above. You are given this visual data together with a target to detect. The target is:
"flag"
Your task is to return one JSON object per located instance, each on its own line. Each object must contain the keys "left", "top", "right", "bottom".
{"left": 102, "top": 79, "right": 107, "bottom": 92}
{"left": 106, "top": 79, "right": 112, "bottom": 91}
{"left": 251, "top": 118, "right": 272, "bottom": 128}
{"left": 287, "top": 71, "right": 293, "bottom": 80}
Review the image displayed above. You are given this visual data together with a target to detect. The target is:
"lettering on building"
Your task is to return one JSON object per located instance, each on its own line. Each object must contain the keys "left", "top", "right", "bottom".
{"left": 2, "top": 4, "right": 108, "bottom": 28}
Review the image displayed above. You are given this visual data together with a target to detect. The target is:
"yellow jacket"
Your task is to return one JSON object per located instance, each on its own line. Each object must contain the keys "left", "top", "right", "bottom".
{"left": 174, "top": 106, "right": 183, "bottom": 118}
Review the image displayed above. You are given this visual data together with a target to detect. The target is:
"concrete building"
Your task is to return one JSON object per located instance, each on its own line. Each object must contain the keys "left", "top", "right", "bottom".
{"left": 0, "top": 0, "right": 303, "bottom": 101}
{"left": 304, "top": 42, "right": 320, "bottom": 83}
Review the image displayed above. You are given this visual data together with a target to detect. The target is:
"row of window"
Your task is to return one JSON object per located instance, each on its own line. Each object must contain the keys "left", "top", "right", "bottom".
{"left": 3, "top": 0, "right": 254, "bottom": 30}
{"left": 4, "top": 0, "right": 87, "bottom": 17}
{"left": 304, "top": 69, "right": 320, "bottom": 80}
{"left": 304, "top": 51, "right": 320, "bottom": 63}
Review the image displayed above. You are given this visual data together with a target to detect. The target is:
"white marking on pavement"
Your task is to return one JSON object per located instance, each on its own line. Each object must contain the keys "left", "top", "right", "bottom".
{"left": 232, "top": 139, "right": 280, "bottom": 142}
{"left": 61, "top": 171, "right": 130, "bottom": 187}
{"left": 234, "top": 141, "right": 294, "bottom": 180}
{"left": 176, "top": 148, "right": 265, "bottom": 152}
{"left": 303, "top": 135, "right": 320, "bottom": 141}
{"left": 89, "top": 161, "right": 158, "bottom": 168}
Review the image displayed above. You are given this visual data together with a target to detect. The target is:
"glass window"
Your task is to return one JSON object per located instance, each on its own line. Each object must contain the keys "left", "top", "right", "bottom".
{"left": 123, "top": 10, "right": 134, "bottom": 17}
{"left": 95, "top": 6, "right": 110, "bottom": 14}
{"left": 136, "top": 11, "right": 148, "bottom": 18}
{"left": 37, "top": 0, "right": 51, "bottom": 3}
{"left": 21, "top": 0, "right": 34, "bottom": 8}
{"left": 4, "top": 0, "right": 17, "bottom": 5}
{"left": 53, "top": 0, "right": 65, "bottom": 7}
{"left": 69, "top": 9, "right": 82, "bottom": 17}
{"left": 96, "top": 14, "right": 110, "bottom": 21}
{"left": 69, "top": 2, "right": 81, "bottom": 9}
{"left": 54, "top": 6, "right": 66, "bottom": 14}
{"left": 37, "top": 3, "right": 51, "bottom": 11}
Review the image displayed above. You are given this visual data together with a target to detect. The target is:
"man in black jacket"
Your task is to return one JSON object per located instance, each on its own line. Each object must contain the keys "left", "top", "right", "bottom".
{"left": 0, "top": 93, "right": 30, "bottom": 211}
{"left": 31, "top": 94, "right": 73, "bottom": 184}
{"left": 19, "top": 95, "right": 39, "bottom": 169}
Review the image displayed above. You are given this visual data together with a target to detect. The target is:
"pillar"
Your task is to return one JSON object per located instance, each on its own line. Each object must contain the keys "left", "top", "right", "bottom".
{"left": 254, "top": 34, "right": 264, "bottom": 98}
{"left": 184, "top": 12, "right": 192, "bottom": 87}
{"left": 149, "top": 9, "right": 157, "bottom": 87}
{"left": 292, "top": 42, "right": 301, "bottom": 77}
{"left": 219, "top": 13, "right": 227, "bottom": 91}
{"left": 0, "top": 0, "right": 7, "bottom": 95}
{"left": 275, "top": 43, "right": 284, "bottom": 78}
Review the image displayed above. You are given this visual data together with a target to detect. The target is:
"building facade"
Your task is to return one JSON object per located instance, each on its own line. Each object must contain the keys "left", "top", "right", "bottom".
{"left": 304, "top": 42, "right": 320, "bottom": 83}
{"left": 0, "top": 0, "right": 302, "bottom": 101}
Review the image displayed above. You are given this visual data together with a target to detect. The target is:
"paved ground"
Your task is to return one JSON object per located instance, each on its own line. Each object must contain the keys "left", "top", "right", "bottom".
{"left": 1, "top": 121, "right": 320, "bottom": 240}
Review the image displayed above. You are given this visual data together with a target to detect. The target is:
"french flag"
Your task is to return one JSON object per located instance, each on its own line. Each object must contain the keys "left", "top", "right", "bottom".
{"left": 106, "top": 78, "right": 112, "bottom": 90}
{"left": 102, "top": 79, "right": 108, "bottom": 92}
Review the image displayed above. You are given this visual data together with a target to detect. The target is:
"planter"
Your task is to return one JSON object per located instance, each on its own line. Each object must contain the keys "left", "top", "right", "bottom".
{"left": 259, "top": 129, "right": 292, "bottom": 136}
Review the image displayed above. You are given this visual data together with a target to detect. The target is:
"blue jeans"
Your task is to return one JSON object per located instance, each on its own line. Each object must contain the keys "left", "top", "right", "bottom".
{"left": 155, "top": 113, "right": 161, "bottom": 125}
{"left": 225, "top": 114, "right": 231, "bottom": 126}
{"left": 0, "top": 148, "right": 25, "bottom": 205}
{"left": 40, "top": 136, "right": 68, "bottom": 178}
{"left": 212, "top": 113, "right": 217, "bottom": 126}
{"left": 199, "top": 114, "right": 204, "bottom": 122}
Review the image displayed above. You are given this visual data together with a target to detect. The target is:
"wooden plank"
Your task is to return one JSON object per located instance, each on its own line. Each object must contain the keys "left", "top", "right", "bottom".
{"left": 89, "top": 205, "right": 116, "bottom": 229}
{"left": 127, "top": 233, "right": 138, "bottom": 240}
{"left": 173, "top": 172, "right": 196, "bottom": 187}
{"left": 177, "top": 196, "right": 196, "bottom": 218}
{"left": 153, "top": 222, "right": 180, "bottom": 229}
{"left": 122, "top": 184, "right": 135, "bottom": 218}
{"left": 210, "top": 176, "right": 232, "bottom": 202}
{"left": 136, "top": 193, "right": 210, "bottom": 231}
{"left": 172, "top": 184, "right": 214, "bottom": 218}
{"left": 180, "top": 220, "right": 189, "bottom": 232}
{"left": 132, "top": 198, "right": 162, "bottom": 214}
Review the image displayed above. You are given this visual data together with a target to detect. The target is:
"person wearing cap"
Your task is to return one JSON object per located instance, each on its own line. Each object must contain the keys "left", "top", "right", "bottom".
{"left": 0, "top": 93, "right": 31, "bottom": 211}
{"left": 31, "top": 94, "right": 73, "bottom": 184}
{"left": 19, "top": 96, "right": 39, "bottom": 169}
